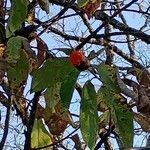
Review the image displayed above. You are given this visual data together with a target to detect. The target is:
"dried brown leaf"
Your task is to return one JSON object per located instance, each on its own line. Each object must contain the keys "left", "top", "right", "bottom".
{"left": 82, "top": 0, "right": 101, "bottom": 18}
{"left": 136, "top": 69, "right": 150, "bottom": 88}
{"left": 134, "top": 112, "right": 150, "bottom": 132}
{"left": 36, "top": 36, "right": 47, "bottom": 67}
{"left": 136, "top": 86, "right": 150, "bottom": 117}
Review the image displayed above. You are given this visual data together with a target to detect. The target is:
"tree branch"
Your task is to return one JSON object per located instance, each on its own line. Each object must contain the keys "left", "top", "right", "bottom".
{"left": 95, "top": 11, "right": 150, "bottom": 44}
{"left": 0, "top": 96, "right": 11, "bottom": 149}
{"left": 24, "top": 91, "right": 41, "bottom": 150}
{"left": 75, "top": 0, "right": 138, "bottom": 50}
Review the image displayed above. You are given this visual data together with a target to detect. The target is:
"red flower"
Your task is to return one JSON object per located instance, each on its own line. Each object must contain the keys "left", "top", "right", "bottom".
{"left": 69, "top": 50, "right": 90, "bottom": 71}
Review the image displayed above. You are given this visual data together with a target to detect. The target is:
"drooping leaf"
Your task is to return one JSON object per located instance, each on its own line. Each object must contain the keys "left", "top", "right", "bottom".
{"left": 80, "top": 81, "right": 98, "bottom": 150}
{"left": 31, "top": 119, "right": 52, "bottom": 149}
{"left": 37, "top": 0, "right": 50, "bottom": 14}
{"left": 60, "top": 70, "right": 79, "bottom": 108}
{"left": 7, "top": 50, "right": 29, "bottom": 90}
{"left": 6, "top": 0, "right": 28, "bottom": 38}
{"left": 97, "top": 64, "right": 134, "bottom": 148}
{"left": 32, "top": 58, "right": 76, "bottom": 92}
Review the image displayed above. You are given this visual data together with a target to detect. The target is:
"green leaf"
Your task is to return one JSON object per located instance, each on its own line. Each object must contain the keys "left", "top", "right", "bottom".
{"left": 32, "top": 58, "right": 77, "bottom": 92}
{"left": 77, "top": 0, "right": 88, "bottom": 7}
{"left": 7, "top": 50, "right": 29, "bottom": 89}
{"left": 97, "top": 87, "right": 133, "bottom": 147}
{"left": 80, "top": 81, "right": 98, "bottom": 150}
{"left": 97, "top": 64, "right": 134, "bottom": 148}
{"left": 6, "top": 0, "right": 28, "bottom": 38}
{"left": 60, "top": 70, "right": 79, "bottom": 109}
{"left": 6, "top": 36, "right": 25, "bottom": 63}
{"left": 31, "top": 119, "right": 52, "bottom": 149}
{"left": 45, "top": 83, "right": 61, "bottom": 108}
{"left": 112, "top": 104, "right": 133, "bottom": 148}
{"left": 98, "top": 64, "right": 120, "bottom": 92}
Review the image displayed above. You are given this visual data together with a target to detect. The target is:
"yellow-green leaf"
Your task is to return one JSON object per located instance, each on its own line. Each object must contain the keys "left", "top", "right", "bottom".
{"left": 31, "top": 119, "right": 52, "bottom": 149}
{"left": 77, "top": 0, "right": 88, "bottom": 7}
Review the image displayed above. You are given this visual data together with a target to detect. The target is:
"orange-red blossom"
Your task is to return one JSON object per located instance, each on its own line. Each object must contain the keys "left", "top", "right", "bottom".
{"left": 69, "top": 49, "right": 90, "bottom": 71}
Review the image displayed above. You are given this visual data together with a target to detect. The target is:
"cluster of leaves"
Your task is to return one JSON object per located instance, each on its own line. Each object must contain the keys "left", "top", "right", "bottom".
{"left": 0, "top": 0, "right": 150, "bottom": 150}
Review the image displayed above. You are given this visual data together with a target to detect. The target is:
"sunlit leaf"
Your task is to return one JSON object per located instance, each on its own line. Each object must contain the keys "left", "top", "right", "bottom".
{"left": 32, "top": 58, "right": 76, "bottom": 92}
{"left": 6, "top": 0, "right": 28, "bottom": 38}
{"left": 60, "top": 69, "right": 79, "bottom": 108}
{"left": 80, "top": 81, "right": 98, "bottom": 150}
{"left": 31, "top": 119, "right": 52, "bottom": 149}
{"left": 7, "top": 50, "right": 29, "bottom": 90}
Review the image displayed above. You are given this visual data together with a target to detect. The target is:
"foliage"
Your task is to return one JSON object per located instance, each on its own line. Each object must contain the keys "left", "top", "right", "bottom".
{"left": 6, "top": 0, "right": 28, "bottom": 38}
{"left": 31, "top": 119, "right": 52, "bottom": 149}
{"left": 0, "top": 0, "right": 150, "bottom": 150}
{"left": 80, "top": 81, "right": 98, "bottom": 150}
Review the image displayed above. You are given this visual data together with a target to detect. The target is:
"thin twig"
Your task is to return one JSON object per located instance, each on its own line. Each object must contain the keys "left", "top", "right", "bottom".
{"left": 75, "top": 0, "right": 138, "bottom": 50}
{"left": 0, "top": 96, "right": 11, "bottom": 149}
